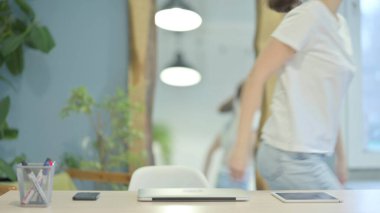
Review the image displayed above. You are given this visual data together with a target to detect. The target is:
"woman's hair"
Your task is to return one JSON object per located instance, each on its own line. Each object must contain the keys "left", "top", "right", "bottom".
{"left": 218, "top": 82, "right": 245, "bottom": 113}
{"left": 236, "top": 82, "right": 244, "bottom": 100}
{"left": 268, "top": 0, "right": 302, "bottom": 13}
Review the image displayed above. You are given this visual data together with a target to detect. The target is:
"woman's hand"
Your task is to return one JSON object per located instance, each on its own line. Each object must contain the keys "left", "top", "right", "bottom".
{"left": 335, "top": 156, "right": 348, "bottom": 184}
{"left": 334, "top": 132, "right": 347, "bottom": 185}
{"left": 228, "top": 145, "right": 248, "bottom": 180}
{"left": 229, "top": 38, "right": 294, "bottom": 181}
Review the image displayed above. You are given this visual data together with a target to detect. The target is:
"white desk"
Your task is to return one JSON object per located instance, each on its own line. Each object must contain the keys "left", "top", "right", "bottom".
{"left": 0, "top": 190, "right": 378, "bottom": 213}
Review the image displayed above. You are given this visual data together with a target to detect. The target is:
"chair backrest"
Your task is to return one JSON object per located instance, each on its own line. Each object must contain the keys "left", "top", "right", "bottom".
{"left": 128, "top": 165, "right": 209, "bottom": 191}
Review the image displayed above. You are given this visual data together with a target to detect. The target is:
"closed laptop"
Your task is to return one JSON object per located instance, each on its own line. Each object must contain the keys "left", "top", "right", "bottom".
{"left": 137, "top": 188, "right": 250, "bottom": 202}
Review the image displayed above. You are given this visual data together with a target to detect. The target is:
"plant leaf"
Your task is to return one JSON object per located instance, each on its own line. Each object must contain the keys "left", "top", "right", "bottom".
{"left": 0, "top": 34, "right": 25, "bottom": 56}
{"left": 0, "top": 54, "right": 3, "bottom": 67}
{"left": 10, "top": 154, "right": 26, "bottom": 166}
{"left": 0, "top": 159, "right": 17, "bottom": 181}
{"left": 0, "top": 0, "right": 10, "bottom": 14}
{"left": 0, "top": 96, "right": 10, "bottom": 128}
{"left": 27, "top": 26, "right": 55, "bottom": 53}
{"left": 11, "top": 19, "right": 27, "bottom": 34}
{"left": 5, "top": 45, "right": 24, "bottom": 75}
{"left": 0, "top": 75, "right": 16, "bottom": 90}
{"left": 0, "top": 121, "right": 18, "bottom": 140}
{"left": 2, "top": 127, "right": 19, "bottom": 140}
{"left": 14, "top": 0, "right": 35, "bottom": 20}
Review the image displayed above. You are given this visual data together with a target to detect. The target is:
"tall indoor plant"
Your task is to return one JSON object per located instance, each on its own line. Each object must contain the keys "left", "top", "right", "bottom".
{"left": 0, "top": 0, "right": 55, "bottom": 181}
{"left": 60, "top": 87, "right": 145, "bottom": 172}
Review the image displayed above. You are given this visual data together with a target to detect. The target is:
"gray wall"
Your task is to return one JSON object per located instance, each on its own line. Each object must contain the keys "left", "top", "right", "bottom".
{"left": 0, "top": 0, "right": 129, "bottom": 165}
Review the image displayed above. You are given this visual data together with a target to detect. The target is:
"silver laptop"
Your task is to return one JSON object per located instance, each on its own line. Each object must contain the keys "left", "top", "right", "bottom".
{"left": 137, "top": 188, "right": 250, "bottom": 202}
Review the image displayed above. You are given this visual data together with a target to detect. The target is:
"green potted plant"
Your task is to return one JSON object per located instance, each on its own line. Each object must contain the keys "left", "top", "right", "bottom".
{"left": 0, "top": 0, "right": 55, "bottom": 181}
{"left": 0, "top": 0, "right": 55, "bottom": 75}
{"left": 0, "top": 97, "right": 25, "bottom": 182}
{"left": 60, "top": 87, "right": 145, "bottom": 173}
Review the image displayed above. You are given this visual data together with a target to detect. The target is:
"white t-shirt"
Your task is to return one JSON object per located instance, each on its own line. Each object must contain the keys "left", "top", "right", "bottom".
{"left": 261, "top": 0, "right": 356, "bottom": 153}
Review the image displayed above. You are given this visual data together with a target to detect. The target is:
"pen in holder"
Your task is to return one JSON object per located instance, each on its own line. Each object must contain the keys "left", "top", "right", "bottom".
{"left": 16, "top": 160, "right": 55, "bottom": 207}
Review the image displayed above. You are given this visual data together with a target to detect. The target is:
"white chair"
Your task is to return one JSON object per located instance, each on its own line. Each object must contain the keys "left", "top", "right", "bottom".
{"left": 128, "top": 165, "right": 209, "bottom": 191}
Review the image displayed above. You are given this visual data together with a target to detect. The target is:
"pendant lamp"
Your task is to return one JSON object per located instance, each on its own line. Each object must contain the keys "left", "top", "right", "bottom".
{"left": 160, "top": 52, "right": 201, "bottom": 87}
{"left": 155, "top": 0, "right": 202, "bottom": 32}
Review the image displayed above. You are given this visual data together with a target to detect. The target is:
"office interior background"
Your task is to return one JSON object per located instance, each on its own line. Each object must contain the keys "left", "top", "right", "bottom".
{"left": 1, "top": 0, "right": 379, "bottom": 189}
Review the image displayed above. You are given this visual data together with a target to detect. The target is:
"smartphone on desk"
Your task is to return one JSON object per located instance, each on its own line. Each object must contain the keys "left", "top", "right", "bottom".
{"left": 73, "top": 192, "right": 100, "bottom": 201}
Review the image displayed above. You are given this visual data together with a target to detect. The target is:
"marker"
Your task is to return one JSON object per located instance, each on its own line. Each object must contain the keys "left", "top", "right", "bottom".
{"left": 21, "top": 161, "right": 35, "bottom": 204}
{"left": 21, "top": 161, "right": 49, "bottom": 204}
{"left": 22, "top": 159, "right": 51, "bottom": 204}
{"left": 37, "top": 158, "right": 52, "bottom": 203}
{"left": 42, "top": 158, "right": 54, "bottom": 202}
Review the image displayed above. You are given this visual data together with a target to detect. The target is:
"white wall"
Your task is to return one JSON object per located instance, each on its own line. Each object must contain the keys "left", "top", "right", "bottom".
{"left": 153, "top": 0, "right": 256, "bottom": 184}
{"left": 0, "top": 0, "right": 129, "bottom": 165}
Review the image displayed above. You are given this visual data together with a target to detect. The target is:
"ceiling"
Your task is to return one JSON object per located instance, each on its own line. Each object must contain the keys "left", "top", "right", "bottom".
{"left": 153, "top": 0, "right": 256, "bottom": 169}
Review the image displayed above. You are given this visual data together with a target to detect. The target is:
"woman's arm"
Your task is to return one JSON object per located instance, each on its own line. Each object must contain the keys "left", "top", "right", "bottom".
{"left": 335, "top": 130, "right": 348, "bottom": 184}
{"left": 229, "top": 38, "right": 295, "bottom": 180}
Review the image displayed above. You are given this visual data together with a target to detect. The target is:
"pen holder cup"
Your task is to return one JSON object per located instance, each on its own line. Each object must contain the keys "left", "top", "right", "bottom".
{"left": 16, "top": 163, "right": 55, "bottom": 207}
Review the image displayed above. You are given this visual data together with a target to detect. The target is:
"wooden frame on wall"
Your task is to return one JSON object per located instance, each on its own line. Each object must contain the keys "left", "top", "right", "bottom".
{"left": 128, "top": 0, "right": 157, "bottom": 167}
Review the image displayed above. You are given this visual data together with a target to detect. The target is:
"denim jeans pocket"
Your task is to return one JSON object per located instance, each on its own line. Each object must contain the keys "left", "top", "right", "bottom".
{"left": 257, "top": 143, "right": 283, "bottom": 181}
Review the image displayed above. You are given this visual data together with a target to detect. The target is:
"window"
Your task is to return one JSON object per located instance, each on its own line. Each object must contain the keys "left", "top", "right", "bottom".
{"left": 361, "top": 0, "right": 380, "bottom": 151}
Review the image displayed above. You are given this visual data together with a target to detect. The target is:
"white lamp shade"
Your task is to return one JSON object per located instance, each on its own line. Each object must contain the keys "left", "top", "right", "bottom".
{"left": 155, "top": 8, "right": 202, "bottom": 32}
{"left": 160, "top": 66, "right": 201, "bottom": 87}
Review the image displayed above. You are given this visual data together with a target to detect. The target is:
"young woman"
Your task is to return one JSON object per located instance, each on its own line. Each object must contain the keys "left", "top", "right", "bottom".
{"left": 229, "top": 0, "right": 355, "bottom": 190}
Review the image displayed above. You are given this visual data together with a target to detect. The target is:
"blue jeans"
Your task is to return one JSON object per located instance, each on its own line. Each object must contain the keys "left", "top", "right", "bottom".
{"left": 257, "top": 142, "right": 342, "bottom": 190}
{"left": 216, "top": 166, "right": 254, "bottom": 190}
